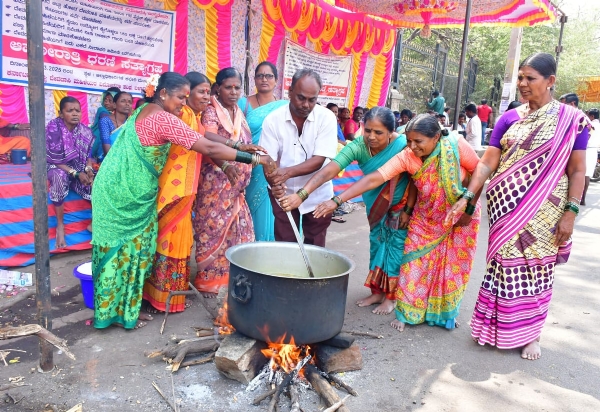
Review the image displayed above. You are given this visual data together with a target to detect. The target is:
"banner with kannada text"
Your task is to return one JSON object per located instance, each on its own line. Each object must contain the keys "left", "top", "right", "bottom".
{"left": 282, "top": 40, "right": 352, "bottom": 107}
{"left": 0, "top": 0, "right": 175, "bottom": 95}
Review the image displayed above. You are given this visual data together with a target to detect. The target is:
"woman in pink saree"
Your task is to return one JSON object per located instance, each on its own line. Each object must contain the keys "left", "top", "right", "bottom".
{"left": 193, "top": 68, "right": 254, "bottom": 296}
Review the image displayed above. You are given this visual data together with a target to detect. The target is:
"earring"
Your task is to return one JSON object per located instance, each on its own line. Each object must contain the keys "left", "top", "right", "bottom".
{"left": 547, "top": 86, "right": 551, "bottom": 90}
{"left": 161, "top": 96, "right": 165, "bottom": 100}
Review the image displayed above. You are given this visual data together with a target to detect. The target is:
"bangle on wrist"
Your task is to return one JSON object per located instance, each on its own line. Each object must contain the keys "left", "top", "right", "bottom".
{"left": 403, "top": 205, "right": 413, "bottom": 216}
{"left": 568, "top": 196, "right": 581, "bottom": 204}
{"left": 564, "top": 201, "right": 579, "bottom": 215}
{"left": 220, "top": 161, "right": 231, "bottom": 172}
{"left": 297, "top": 188, "right": 309, "bottom": 202}
{"left": 250, "top": 153, "right": 261, "bottom": 167}
{"left": 461, "top": 189, "right": 475, "bottom": 201}
{"left": 331, "top": 196, "right": 341, "bottom": 206}
{"left": 465, "top": 203, "right": 476, "bottom": 216}
{"left": 233, "top": 140, "right": 241, "bottom": 150}
{"left": 234, "top": 151, "right": 253, "bottom": 164}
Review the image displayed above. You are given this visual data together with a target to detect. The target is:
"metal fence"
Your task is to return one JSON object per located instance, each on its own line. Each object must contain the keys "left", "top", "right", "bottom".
{"left": 390, "top": 31, "right": 478, "bottom": 116}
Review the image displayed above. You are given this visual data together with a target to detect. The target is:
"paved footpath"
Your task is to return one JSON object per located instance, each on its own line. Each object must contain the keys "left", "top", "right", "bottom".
{"left": 1, "top": 184, "right": 599, "bottom": 411}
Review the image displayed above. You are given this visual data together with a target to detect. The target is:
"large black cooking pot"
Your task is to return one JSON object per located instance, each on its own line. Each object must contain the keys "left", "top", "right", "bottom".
{"left": 225, "top": 242, "right": 355, "bottom": 345}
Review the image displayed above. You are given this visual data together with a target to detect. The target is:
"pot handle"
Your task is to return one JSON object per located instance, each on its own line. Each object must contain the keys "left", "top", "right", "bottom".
{"left": 231, "top": 274, "right": 252, "bottom": 304}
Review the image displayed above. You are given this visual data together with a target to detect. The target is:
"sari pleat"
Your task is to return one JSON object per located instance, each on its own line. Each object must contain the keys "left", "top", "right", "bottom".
{"left": 470, "top": 101, "right": 590, "bottom": 348}
{"left": 143, "top": 106, "right": 203, "bottom": 312}
{"left": 359, "top": 136, "right": 409, "bottom": 299}
{"left": 395, "top": 136, "right": 480, "bottom": 328}
{"left": 193, "top": 98, "right": 254, "bottom": 294}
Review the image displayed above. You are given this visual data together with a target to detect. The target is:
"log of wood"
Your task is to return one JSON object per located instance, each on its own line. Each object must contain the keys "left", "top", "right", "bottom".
{"left": 179, "top": 353, "right": 215, "bottom": 368}
{"left": 252, "top": 388, "right": 276, "bottom": 405}
{"left": 289, "top": 383, "right": 301, "bottom": 412}
{"left": 195, "top": 329, "right": 215, "bottom": 338}
{"left": 305, "top": 364, "right": 350, "bottom": 412}
{"left": 267, "top": 371, "right": 293, "bottom": 412}
{"left": 321, "top": 371, "right": 358, "bottom": 396}
{"left": 146, "top": 339, "right": 220, "bottom": 372}
{"left": 152, "top": 381, "right": 177, "bottom": 411}
{"left": 341, "top": 330, "right": 383, "bottom": 339}
{"left": 0, "top": 325, "right": 76, "bottom": 360}
{"left": 0, "top": 383, "right": 28, "bottom": 392}
{"left": 322, "top": 395, "right": 351, "bottom": 412}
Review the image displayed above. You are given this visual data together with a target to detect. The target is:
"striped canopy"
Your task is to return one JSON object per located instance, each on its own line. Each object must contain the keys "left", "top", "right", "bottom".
{"left": 334, "top": 0, "right": 558, "bottom": 28}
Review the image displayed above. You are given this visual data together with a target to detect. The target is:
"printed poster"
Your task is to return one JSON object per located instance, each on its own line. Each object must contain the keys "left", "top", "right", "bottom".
{"left": 282, "top": 40, "right": 352, "bottom": 107}
{"left": 0, "top": 0, "right": 175, "bottom": 95}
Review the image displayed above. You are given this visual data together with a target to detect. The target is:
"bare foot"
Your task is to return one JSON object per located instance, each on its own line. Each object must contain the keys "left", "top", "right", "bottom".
{"left": 202, "top": 292, "right": 217, "bottom": 298}
{"left": 138, "top": 313, "right": 154, "bottom": 321}
{"left": 133, "top": 321, "right": 148, "bottom": 329}
{"left": 356, "top": 293, "right": 385, "bottom": 307}
{"left": 55, "top": 224, "right": 66, "bottom": 249}
{"left": 144, "top": 304, "right": 161, "bottom": 315}
{"left": 521, "top": 338, "right": 541, "bottom": 360}
{"left": 390, "top": 319, "right": 405, "bottom": 332}
{"left": 372, "top": 298, "right": 396, "bottom": 315}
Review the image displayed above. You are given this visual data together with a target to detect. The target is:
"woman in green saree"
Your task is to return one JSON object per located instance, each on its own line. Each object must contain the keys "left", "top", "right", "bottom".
{"left": 91, "top": 72, "right": 274, "bottom": 330}
{"left": 280, "top": 107, "right": 413, "bottom": 315}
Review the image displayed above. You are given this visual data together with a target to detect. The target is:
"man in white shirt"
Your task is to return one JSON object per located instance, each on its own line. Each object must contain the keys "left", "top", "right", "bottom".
{"left": 583, "top": 108, "right": 599, "bottom": 205}
{"left": 464, "top": 103, "right": 482, "bottom": 151}
{"left": 259, "top": 69, "right": 338, "bottom": 246}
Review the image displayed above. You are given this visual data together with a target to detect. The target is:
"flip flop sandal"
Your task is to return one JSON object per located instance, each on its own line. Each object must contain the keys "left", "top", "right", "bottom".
{"left": 332, "top": 216, "right": 346, "bottom": 223}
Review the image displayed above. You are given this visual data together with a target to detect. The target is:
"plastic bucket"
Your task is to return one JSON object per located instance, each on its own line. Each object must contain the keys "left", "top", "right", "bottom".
{"left": 73, "top": 262, "right": 94, "bottom": 309}
{"left": 10, "top": 149, "right": 27, "bottom": 165}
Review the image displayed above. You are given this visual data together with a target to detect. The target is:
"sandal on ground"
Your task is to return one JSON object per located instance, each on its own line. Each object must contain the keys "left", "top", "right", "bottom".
{"left": 332, "top": 216, "right": 346, "bottom": 223}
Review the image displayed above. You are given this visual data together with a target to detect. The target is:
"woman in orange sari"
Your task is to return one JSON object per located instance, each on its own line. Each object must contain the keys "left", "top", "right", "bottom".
{"left": 143, "top": 72, "right": 211, "bottom": 313}
{"left": 193, "top": 67, "right": 255, "bottom": 297}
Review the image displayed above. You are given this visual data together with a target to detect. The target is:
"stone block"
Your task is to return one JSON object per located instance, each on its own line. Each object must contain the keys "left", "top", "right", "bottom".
{"left": 214, "top": 332, "right": 267, "bottom": 384}
{"left": 315, "top": 343, "right": 363, "bottom": 374}
{"left": 320, "top": 332, "right": 356, "bottom": 349}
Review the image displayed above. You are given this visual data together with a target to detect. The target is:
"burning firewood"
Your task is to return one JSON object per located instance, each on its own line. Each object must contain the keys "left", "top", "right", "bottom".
{"left": 0, "top": 325, "right": 76, "bottom": 361}
{"left": 305, "top": 364, "right": 350, "bottom": 412}
{"left": 146, "top": 339, "right": 220, "bottom": 372}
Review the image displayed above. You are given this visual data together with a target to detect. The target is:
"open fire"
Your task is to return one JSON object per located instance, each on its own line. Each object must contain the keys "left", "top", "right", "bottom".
{"left": 213, "top": 301, "right": 235, "bottom": 334}
{"left": 245, "top": 332, "right": 353, "bottom": 412}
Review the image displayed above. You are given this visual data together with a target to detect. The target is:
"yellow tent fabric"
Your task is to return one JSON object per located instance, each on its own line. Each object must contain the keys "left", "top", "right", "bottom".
{"left": 578, "top": 77, "right": 600, "bottom": 103}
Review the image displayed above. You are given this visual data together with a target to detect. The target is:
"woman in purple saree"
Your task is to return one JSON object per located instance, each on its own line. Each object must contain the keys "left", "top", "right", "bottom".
{"left": 448, "top": 53, "right": 590, "bottom": 360}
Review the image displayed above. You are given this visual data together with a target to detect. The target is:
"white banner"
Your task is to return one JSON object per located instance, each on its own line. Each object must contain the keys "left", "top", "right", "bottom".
{"left": 282, "top": 40, "right": 352, "bottom": 107}
{"left": 0, "top": 0, "right": 175, "bottom": 95}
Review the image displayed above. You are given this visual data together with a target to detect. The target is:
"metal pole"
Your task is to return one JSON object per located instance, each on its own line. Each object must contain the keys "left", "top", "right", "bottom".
{"left": 452, "top": 0, "right": 473, "bottom": 130}
{"left": 25, "top": 0, "right": 53, "bottom": 372}
{"left": 243, "top": 0, "right": 252, "bottom": 95}
{"left": 555, "top": 15, "right": 567, "bottom": 73}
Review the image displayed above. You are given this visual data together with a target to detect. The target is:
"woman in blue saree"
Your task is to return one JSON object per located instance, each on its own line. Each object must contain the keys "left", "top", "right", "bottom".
{"left": 90, "top": 87, "right": 119, "bottom": 160}
{"left": 238, "top": 62, "right": 288, "bottom": 241}
{"left": 280, "top": 107, "right": 414, "bottom": 315}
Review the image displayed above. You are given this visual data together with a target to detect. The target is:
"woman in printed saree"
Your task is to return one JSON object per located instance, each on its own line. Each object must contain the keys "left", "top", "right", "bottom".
{"left": 143, "top": 72, "right": 212, "bottom": 313}
{"left": 315, "top": 114, "right": 481, "bottom": 332}
{"left": 92, "top": 72, "right": 274, "bottom": 330}
{"left": 238, "top": 61, "right": 288, "bottom": 241}
{"left": 193, "top": 67, "right": 257, "bottom": 297}
{"left": 448, "top": 53, "right": 590, "bottom": 360}
{"left": 279, "top": 107, "right": 413, "bottom": 315}
{"left": 90, "top": 87, "right": 119, "bottom": 160}
{"left": 46, "top": 96, "right": 95, "bottom": 249}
